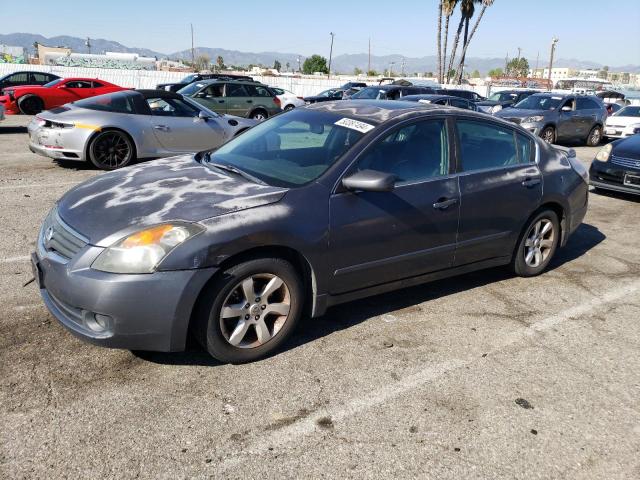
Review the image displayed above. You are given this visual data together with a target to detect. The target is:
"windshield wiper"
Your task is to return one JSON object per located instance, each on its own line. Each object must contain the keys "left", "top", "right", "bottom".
{"left": 204, "top": 156, "right": 266, "bottom": 185}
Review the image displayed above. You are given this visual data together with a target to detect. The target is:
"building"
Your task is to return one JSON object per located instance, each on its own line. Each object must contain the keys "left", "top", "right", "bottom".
{"left": 0, "top": 44, "right": 27, "bottom": 63}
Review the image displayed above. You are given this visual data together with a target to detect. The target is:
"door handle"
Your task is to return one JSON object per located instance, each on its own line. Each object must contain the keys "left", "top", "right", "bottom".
{"left": 433, "top": 198, "right": 458, "bottom": 210}
{"left": 522, "top": 177, "right": 541, "bottom": 188}
{"left": 154, "top": 125, "right": 170, "bottom": 132}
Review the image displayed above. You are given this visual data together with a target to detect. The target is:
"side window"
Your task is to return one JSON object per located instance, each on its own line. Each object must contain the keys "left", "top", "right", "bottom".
{"left": 560, "top": 98, "right": 575, "bottom": 111}
{"left": 46, "top": 74, "right": 59, "bottom": 82}
{"left": 146, "top": 97, "right": 199, "bottom": 117}
{"left": 576, "top": 97, "right": 600, "bottom": 110}
{"left": 8, "top": 72, "right": 29, "bottom": 85}
{"left": 245, "top": 84, "right": 272, "bottom": 97}
{"left": 92, "top": 81, "right": 104, "bottom": 88}
{"left": 357, "top": 119, "right": 450, "bottom": 184}
{"left": 457, "top": 120, "right": 519, "bottom": 171}
{"left": 31, "top": 73, "right": 49, "bottom": 83}
{"left": 225, "top": 83, "right": 249, "bottom": 97}
{"left": 449, "top": 98, "right": 469, "bottom": 110}
{"left": 515, "top": 132, "right": 534, "bottom": 164}
{"left": 65, "top": 81, "right": 93, "bottom": 89}
{"left": 203, "top": 84, "right": 223, "bottom": 97}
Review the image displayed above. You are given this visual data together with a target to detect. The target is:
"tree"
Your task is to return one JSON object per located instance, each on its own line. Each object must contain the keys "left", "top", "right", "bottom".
{"left": 447, "top": 68, "right": 457, "bottom": 80}
{"left": 273, "top": 60, "right": 282, "bottom": 72}
{"left": 455, "top": 0, "right": 495, "bottom": 84}
{"left": 446, "top": 0, "right": 474, "bottom": 83}
{"left": 439, "top": 0, "right": 459, "bottom": 83}
{"left": 216, "top": 55, "right": 225, "bottom": 70}
{"left": 488, "top": 67, "right": 503, "bottom": 78}
{"left": 302, "top": 54, "right": 328, "bottom": 74}
{"left": 353, "top": 67, "right": 363, "bottom": 75}
{"left": 367, "top": 69, "right": 378, "bottom": 76}
{"left": 195, "top": 54, "right": 210, "bottom": 71}
{"left": 285, "top": 62, "right": 290, "bottom": 72}
{"left": 506, "top": 57, "right": 529, "bottom": 77}
{"left": 471, "top": 69, "right": 481, "bottom": 77}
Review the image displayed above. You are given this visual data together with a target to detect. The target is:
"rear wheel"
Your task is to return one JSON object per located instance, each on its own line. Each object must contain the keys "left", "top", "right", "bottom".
{"left": 250, "top": 109, "right": 268, "bottom": 121}
{"left": 284, "top": 104, "right": 295, "bottom": 111}
{"left": 512, "top": 210, "right": 560, "bottom": 277}
{"left": 18, "top": 95, "right": 44, "bottom": 115}
{"left": 194, "top": 258, "right": 304, "bottom": 363}
{"left": 540, "top": 126, "right": 556, "bottom": 144}
{"left": 88, "top": 130, "right": 134, "bottom": 170}
{"left": 586, "top": 125, "right": 602, "bottom": 146}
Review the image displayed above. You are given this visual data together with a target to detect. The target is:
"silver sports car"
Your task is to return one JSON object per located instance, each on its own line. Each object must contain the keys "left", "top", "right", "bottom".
{"left": 28, "top": 89, "right": 256, "bottom": 170}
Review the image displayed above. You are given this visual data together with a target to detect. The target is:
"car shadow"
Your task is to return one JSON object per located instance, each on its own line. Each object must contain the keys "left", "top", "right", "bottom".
{"left": 0, "top": 126, "right": 28, "bottom": 134}
{"left": 590, "top": 187, "right": 640, "bottom": 203}
{"left": 133, "top": 222, "right": 605, "bottom": 367}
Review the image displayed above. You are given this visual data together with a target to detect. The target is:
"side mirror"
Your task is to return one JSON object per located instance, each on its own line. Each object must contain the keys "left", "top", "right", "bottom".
{"left": 561, "top": 105, "right": 572, "bottom": 112}
{"left": 194, "top": 92, "right": 207, "bottom": 98}
{"left": 197, "top": 111, "right": 210, "bottom": 121}
{"left": 342, "top": 169, "right": 396, "bottom": 192}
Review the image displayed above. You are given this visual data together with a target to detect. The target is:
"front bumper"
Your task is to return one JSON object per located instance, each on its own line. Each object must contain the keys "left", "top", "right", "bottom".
{"left": 589, "top": 160, "right": 640, "bottom": 196}
{"left": 33, "top": 238, "right": 217, "bottom": 352}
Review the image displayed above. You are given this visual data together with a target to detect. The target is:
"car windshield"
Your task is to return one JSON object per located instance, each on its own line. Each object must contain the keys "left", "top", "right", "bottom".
{"left": 489, "top": 92, "right": 517, "bottom": 102}
{"left": 513, "top": 95, "right": 562, "bottom": 110}
{"left": 43, "top": 79, "right": 63, "bottom": 88}
{"left": 178, "top": 82, "right": 207, "bottom": 96}
{"left": 74, "top": 92, "right": 136, "bottom": 113}
{"left": 351, "top": 87, "right": 388, "bottom": 100}
{"left": 180, "top": 74, "right": 196, "bottom": 83}
{"left": 318, "top": 89, "right": 338, "bottom": 97}
{"left": 614, "top": 106, "right": 640, "bottom": 117}
{"left": 207, "top": 110, "right": 369, "bottom": 187}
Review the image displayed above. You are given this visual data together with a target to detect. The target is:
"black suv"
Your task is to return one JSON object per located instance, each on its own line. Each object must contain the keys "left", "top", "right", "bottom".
{"left": 0, "top": 71, "right": 60, "bottom": 91}
{"left": 157, "top": 73, "right": 255, "bottom": 92}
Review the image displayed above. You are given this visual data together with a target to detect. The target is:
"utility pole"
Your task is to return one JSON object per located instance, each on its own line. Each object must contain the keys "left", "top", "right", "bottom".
{"left": 297, "top": 57, "right": 301, "bottom": 73}
{"left": 85, "top": 37, "right": 91, "bottom": 54}
{"left": 368, "top": 37, "right": 371, "bottom": 75}
{"left": 547, "top": 37, "right": 559, "bottom": 90}
{"left": 517, "top": 47, "right": 521, "bottom": 61}
{"left": 190, "top": 24, "right": 195, "bottom": 69}
{"left": 401, "top": 57, "right": 405, "bottom": 76}
{"left": 327, "top": 32, "right": 335, "bottom": 79}
{"left": 504, "top": 52, "right": 509, "bottom": 76}
{"left": 535, "top": 51, "right": 540, "bottom": 75}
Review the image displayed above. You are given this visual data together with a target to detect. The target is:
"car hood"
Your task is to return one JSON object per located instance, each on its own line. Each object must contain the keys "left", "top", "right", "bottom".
{"left": 56, "top": 155, "right": 287, "bottom": 246}
{"left": 495, "top": 108, "right": 546, "bottom": 119}
{"left": 612, "top": 135, "right": 640, "bottom": 160}
{"left": 606, "top": 116, "right": 640, "bottom": 127}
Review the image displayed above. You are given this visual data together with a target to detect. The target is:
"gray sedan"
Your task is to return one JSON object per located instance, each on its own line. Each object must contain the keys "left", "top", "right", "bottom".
{"left": 28, "top": 89, "right": 256, "bottom": 170}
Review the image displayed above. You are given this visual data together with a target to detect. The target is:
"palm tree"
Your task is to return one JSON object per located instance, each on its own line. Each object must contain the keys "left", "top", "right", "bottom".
{"left": 446, "top": 0, "right": 476, "bottom": 83}
{"left": 455, "top": 0, "right": 495, "bottom": 83}
{"left": 440, "top": 0, "right": 458, "bottom": 84}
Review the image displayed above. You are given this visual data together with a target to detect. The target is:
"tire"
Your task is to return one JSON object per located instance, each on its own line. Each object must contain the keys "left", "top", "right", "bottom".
{"left": 284, "top": 104, "right": 295, "bottom": 111}
{"left": 88, "top": 130, "right": 135, "bottom": 170}
{"left": 18, "top": 95, "right": 44, "bottom": 115}
{"left": 194, "top": 258, "right": 304, "bottom": 363}
{"left": 512, "top": 209, "right": 560, "bottom": 277}
{"left": 250, "top": 109, "right": 268, "bottom": 121}
{"left": 540, "top": 126, "right": 556, "bottom": 144}
{"left": 586, "top": 125, "right": 602, "bottom": 147}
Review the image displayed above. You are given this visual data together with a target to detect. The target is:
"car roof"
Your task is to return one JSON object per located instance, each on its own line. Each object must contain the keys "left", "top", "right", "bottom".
{"left": 193, "top": 78, "right": 263, "bottom": 86}
{"left": 134, "top": 89, "right": 184, "bottom": 100}
{"left": 306, "top": 100, "right": 456, "bottom": 124}
{"left": 402, "top": 94, "right": 462, "bottom": 101}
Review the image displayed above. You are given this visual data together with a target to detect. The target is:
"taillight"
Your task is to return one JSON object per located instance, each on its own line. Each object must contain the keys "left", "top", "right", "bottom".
{"left": 273, "top": 96, "right": 281, "bottom": 106}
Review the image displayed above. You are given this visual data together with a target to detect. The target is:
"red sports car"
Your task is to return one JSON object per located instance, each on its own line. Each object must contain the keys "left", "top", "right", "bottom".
{"left": 0, "top": 77, "right": 127, "bottom": 115}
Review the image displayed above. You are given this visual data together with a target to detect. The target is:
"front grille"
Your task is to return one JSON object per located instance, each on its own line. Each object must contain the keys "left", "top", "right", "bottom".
{"left": 611, "top": 155, "right": 640, "bottom": 170}
{"left": 40, "top": 208, "right": 88, "bottom": 260}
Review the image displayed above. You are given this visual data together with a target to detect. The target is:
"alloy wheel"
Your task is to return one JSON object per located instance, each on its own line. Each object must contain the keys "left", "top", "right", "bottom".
{"left": 252, "top": 112, "right": 267, "bottom": 121}
{"left": 542, "top": 128, "right": 554, "bottom": 143}
{"left": 219, "top": 273, "right": 291, "bottom": 348}
{"left": 92, "top": 132, "right": 131, "bottom": 169}
{"left": 589, "top": 127, "right": 601, "bottom": 146}
{"left": 524, "top": 219, "right": 554, "bottom": 268}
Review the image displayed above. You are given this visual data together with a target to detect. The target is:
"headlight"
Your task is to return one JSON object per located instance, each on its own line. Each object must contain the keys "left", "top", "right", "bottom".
{"left": 523, "top": 115, "right": 544, "bottom": 123}
{"left": 628, "top": 123, "right": 640, "bottom": 134}
{"left": 491, "top": 105, "right": 503, "bottom": 113}
{"left": 92, "top": 223, "right": 204, "bottom": 274}
{"left": 595, "top": 143, "right": 612, "bottom": 162}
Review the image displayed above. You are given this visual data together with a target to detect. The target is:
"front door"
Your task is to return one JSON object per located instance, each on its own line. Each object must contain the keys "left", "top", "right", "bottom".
{"left": 556, "top": 97, "right": 580, "bottom": 140}
{"left": 146, "top": 96, "right": 226, "bottom": 152}
{"left": 195, "top": 83, "right": 226, "bottom": 114}
{"left": 329, "top": 118, "right": 459, "bottom": 294}
{"left": 454, "top": 118, "right": 542, "bottom": 266}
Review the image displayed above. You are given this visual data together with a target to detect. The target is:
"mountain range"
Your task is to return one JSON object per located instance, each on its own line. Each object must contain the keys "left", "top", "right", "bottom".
{"left": 2, "top": 33, "right": 638, "bottom": 74}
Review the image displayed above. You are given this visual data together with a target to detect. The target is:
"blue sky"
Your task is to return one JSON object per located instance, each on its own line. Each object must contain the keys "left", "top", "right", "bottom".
{"left": 10, "top": 0, "right": 640, "bottom": 65}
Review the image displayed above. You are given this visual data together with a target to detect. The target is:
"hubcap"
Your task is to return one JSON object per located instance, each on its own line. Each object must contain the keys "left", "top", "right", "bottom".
{"left": 524, "top": 219, "right": 554, "bottom": 268}
{"left": 220, "top": 274, "right": 291, "bottom": 348}
{"left": 590, "top": 128, "right": 601, "bottom": 144}
{"left": 543, "top": 129, "right": 554, "bottom": 143}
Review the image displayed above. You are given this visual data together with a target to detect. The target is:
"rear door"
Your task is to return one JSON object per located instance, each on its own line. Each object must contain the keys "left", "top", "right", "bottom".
{"left": 575, "top": 97, "right": 601, "bottom": 136}
{"left": 224, "top": 83, "right": 251, "bottom": 117}
{"left": 454, "top": 118, "right": 541, "bottom": 266}
{"left": 30, "top": 72, "right": 52, "bottom": 86}
{"left": 328, "top": 118, "right": 459, "bottom": 293}
{"left": 146, "top": 96, "right": 226, "bottom": 151}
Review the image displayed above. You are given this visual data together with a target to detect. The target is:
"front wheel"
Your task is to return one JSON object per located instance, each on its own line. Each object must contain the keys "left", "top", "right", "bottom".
{"left": 540, "top": 126, "right": 556, "bottom": 144}
{"left": 88, "top": 130, "right": 134, "bottom": 170}
{"left": 18, "top": 95, "right": 44, "bottom": 115}
{"left": 512, "top": 210, "right": 560, "bottom": 277}
{"left": 250, "top": 109, "right": 268, "bottom": 121}
{"left": 194, "top": 258, "right": 304, "bottom": 363}
{"left": 586, "top": 125, "right": 602, "bottom": 146}
{"left": 284, "top": 104, "right": 295, "bottom": 111}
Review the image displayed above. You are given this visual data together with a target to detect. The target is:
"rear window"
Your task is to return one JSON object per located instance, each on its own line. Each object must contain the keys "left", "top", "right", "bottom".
{"left": 74, "top": 92, "right": 136, "bottom": 114}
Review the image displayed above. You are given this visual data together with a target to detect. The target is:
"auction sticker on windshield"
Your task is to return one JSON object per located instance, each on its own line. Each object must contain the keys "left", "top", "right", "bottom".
{"left": 334, "top": 118, "right": 375, "bottom": 133}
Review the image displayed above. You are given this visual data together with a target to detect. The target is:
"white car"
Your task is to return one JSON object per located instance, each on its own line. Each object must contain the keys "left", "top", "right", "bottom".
{"left": 270, "top": 87, "right": 305, "bottom": 111}
{"left": 604, "top": 105, "right": 640, "bottom": 139}
{"left": 0, "top": 103, "right": 5, "bottom": 121}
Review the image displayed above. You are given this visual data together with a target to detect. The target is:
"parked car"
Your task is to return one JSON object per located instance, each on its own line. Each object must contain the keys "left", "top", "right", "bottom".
{"left": 178, "top": 80, "right": 280, "bottom": 120}
{"left": 350, "top": 85, "right": 436, "bottom": 100}
{"left": 496, "top": 93, "right": 607, "bottom": 146}
{"left": 603, "top": 105, "right": 640, "bottom": 139}
{"left": 303, "top": 88, "right": 346, "bottom": 104}
{"left": 476, "top": 90, "right": 539, "bottom": 114}
{"left": 270, "top": 87, "right": 305, "bottom": 111}
{"left": 0, "top": 78, "right": 127, "bottom": 115}
{"left": 28, "top": 90, "right": 255, "bottom": 170}
{"left": 340, "top": 82, "right": 367, "bottom": 90}
{"left": 435, "top": 88, "right": 485, "bottom": 102}
{"left": 157, "top": 73, "right": 254, "bottom": 92}
{"left": 0, "top": 71, "right": 60, "bottom": 91}
{"left": 401, "top": 94, "right": 478, "bottom": 111}
{"left": 605, "top": 102, "right": 623, "bottom": 116}
{"left": 32, "top": 100, "right": 588, "bottom": 363}
{"left": 590, "top": 134, "right": 640, "bottom": 195}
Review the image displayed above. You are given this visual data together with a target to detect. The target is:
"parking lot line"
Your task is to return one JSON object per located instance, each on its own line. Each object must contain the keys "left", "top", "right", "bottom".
{"left": 0, "top": 182, "right": 79, "bottom": 191}
{"left": 1, "top": 255, "right": 30, "bottom": 264}
{"left": 217, "top": 278, "right": 640, "bottom": 470}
